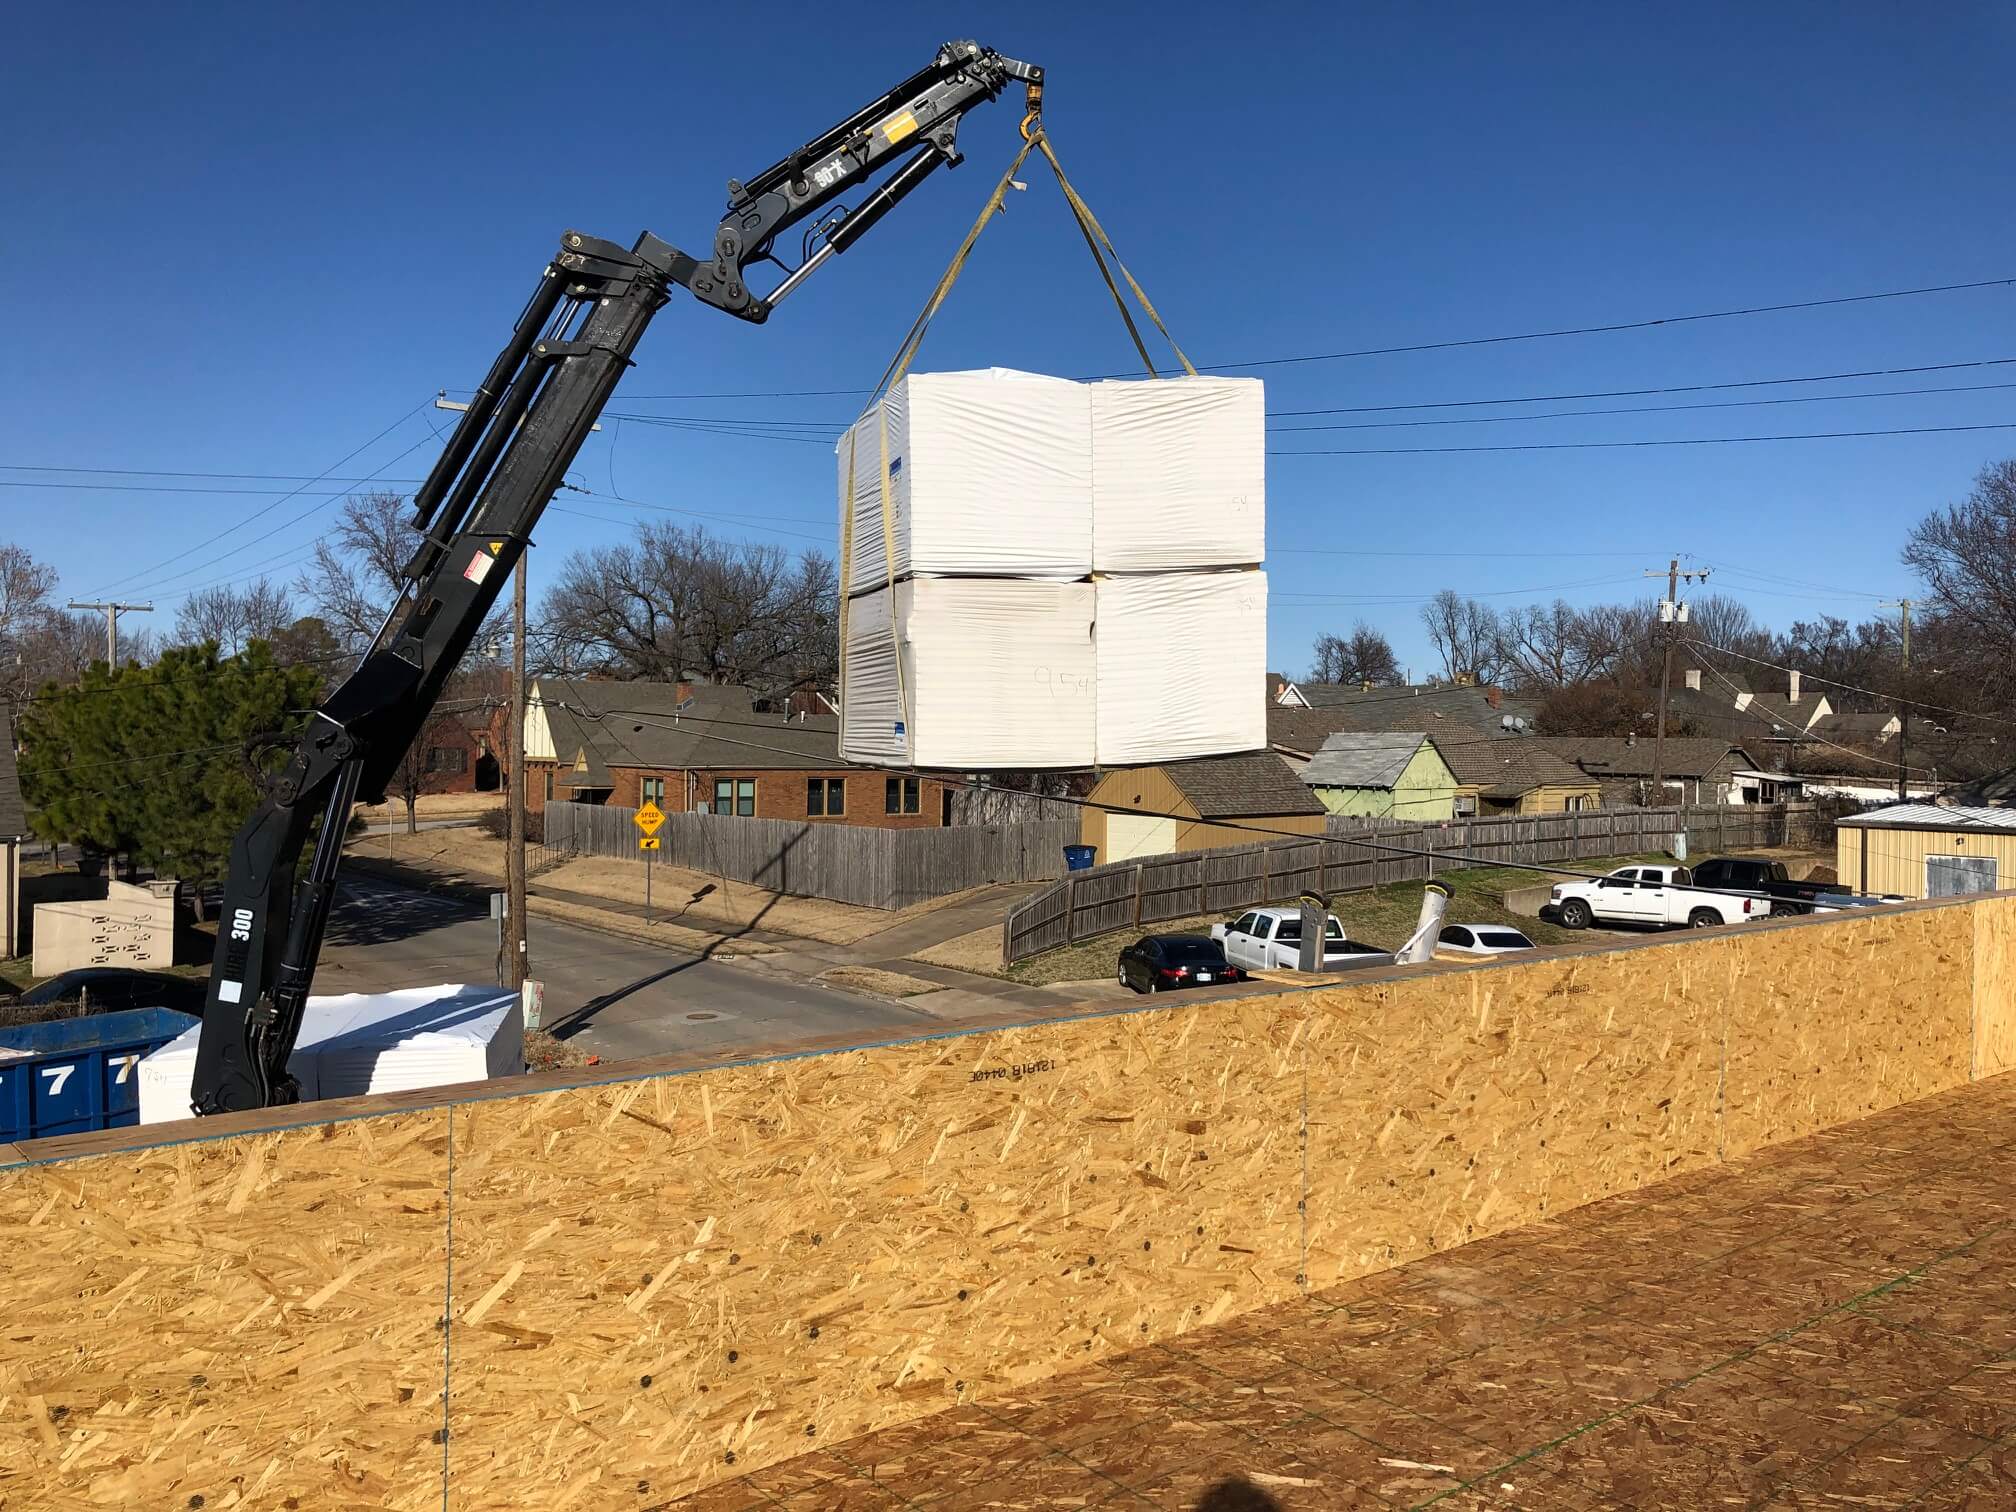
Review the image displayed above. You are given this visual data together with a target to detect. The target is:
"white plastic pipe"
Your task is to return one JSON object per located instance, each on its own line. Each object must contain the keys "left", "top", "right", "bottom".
{"left": 1393, "top": 881, "right": 1453, "bottom": 965}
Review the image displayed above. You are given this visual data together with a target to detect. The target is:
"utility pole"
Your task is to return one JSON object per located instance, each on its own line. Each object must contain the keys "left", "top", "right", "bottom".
{"left": 505, "top": 554, "right": 530, "bottom": 993}
{"left": 1644, "top": 559, "right": 1709, "bottom": 808}
{"left": 1881, "top": 598, "right": 1912, "bottom": 802}
{"left": 66, "top": 601, "right": 152, "bottom": 664}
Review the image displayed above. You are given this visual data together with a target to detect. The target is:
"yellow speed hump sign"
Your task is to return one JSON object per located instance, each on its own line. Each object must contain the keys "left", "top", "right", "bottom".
{"left": 638, "top": 835, "right": 661, "bottom": 851}
{"left": 633, "top": 800, "right": 665, "bottom": 836}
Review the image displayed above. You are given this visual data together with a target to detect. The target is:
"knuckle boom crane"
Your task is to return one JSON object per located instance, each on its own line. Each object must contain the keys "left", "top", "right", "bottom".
{"left": 191, "top": 41, "right": 1042, "bottom": 1114}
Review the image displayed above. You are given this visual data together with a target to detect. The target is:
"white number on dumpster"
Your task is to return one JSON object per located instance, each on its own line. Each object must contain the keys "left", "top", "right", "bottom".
{"left": 40, "top": 1065, "right": 74, "bottom": 1097}
{"left": 110, "top": 1054, "right": 139, "bottom": 1085}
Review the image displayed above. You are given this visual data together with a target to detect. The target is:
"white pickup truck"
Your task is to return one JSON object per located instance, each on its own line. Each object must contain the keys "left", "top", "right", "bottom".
{"left": 1548, "top": 864, "right": 1760, "bottom": 931}
{"left": 1212, "top": 907, "right": 1393, "bottom": 972}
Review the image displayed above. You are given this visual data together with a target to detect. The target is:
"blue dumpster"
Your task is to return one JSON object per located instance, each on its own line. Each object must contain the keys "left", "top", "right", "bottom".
{"left": 0, "top": 1007, "right": 199, "bottom": 1143}
{"left": 1063, "top": 845, "right": 1097, "bottom": 872}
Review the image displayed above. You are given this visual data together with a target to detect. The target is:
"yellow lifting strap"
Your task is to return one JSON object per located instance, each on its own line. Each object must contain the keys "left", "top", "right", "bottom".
{"left": 837, "top": 128, "right": 1197, "bottom": 762}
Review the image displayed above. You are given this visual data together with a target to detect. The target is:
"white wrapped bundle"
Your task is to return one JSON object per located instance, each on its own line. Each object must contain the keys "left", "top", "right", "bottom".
{"left": 839, "top": 368, "right": 1093, "bottom": 591}
{"left": 1089, "top": 376, "right": 1265, "bottom": 571}
{"left": 1095, "top": 570, "right": 1268, "bottom": 764}
{"left": 842, "top": 577, "right": 1096, "bottom": 768}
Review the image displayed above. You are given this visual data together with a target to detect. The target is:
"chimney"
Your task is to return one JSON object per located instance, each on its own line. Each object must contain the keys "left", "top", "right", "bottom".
{"left": 1485, "top": 686, "right": 1502, "bottom": 709}
{"left": 1684, "top": 669, "right": 1701, "bottom": 692}
{"left": 1788, "top": 669, "right": 1802, "bottom": 704}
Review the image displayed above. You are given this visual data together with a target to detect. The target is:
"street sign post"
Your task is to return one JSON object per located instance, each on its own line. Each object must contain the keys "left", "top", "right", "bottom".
{"left": 633, "top": 802, "right": 664, "bottom": 923}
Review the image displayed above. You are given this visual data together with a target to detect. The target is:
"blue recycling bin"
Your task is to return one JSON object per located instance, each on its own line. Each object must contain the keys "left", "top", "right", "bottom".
{"left": 0, "top": 1007, "right": 199, "bottom": 1142}
{"left": 1063, "top": 845, "right": 1097, "bottom": 872}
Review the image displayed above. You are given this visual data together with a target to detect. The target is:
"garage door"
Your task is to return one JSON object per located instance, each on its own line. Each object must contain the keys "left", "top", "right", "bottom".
{"left": 1107, "top": 813, "right": 1177, "bottom": 862}
{"left": 1927, "top": 854, "right": 1998, "bottom": 898}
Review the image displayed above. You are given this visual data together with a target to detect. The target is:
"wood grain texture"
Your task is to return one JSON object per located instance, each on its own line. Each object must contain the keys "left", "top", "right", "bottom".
{"left": 1973, "top": 895, "right": 2016, "bottom": 1078}
{"left": 0, "top": 1111, "right": 449, "bottom": 1511}
{"left": 1299, "top": 944, "right": 1726, "bottom": 1290}
{"left": 1722, "top": 908, "right": 1974, "bottom": 1158}
{"left": 444, "top": 997, "right": 1303, "bottom": 1505}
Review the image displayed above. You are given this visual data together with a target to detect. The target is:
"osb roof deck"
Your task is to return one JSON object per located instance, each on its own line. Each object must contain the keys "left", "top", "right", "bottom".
{"left": 0, "top": 892, "right": 1987, "bottom": 1169}
{"left": 674, "top": 1072, "right": 2016, "bottom": 1510}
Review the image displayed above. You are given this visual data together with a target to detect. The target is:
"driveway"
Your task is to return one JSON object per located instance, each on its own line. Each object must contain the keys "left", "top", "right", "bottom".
{"left": 317, "top": 872, "right": 937, "bottom": 1064}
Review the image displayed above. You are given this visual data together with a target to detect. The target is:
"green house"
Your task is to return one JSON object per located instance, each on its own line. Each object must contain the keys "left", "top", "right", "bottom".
{"left": 1295, "top": 731, "right": 1456, "bottom": 820}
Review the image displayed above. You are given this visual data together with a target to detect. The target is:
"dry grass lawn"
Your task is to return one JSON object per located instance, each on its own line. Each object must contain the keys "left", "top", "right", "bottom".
{"left": 353, "top": 792, "right": 503, "bottom": 824}
{"left": 816, "top": 965, "right": 942, "bottom": 998}
{"left": 345, "top": 829, "right": 998, "bottom": 947}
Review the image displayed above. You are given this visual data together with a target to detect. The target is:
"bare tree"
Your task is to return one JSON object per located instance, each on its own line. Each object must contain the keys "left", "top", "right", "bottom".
{"left": 0, "top": 543, "right": 59, "bottom": 705}
{"left": 1904, "top": 459, "right": 2016, "bottom": 707}
{"left": 1308, "top": 622, "right": 1401, "bottom": 686}
{"left": 1420, "top": 590, "right": 1502, "bottom": 686}
{"left": 540, "top": 521, "right": 837, "bottom": 697}
{"left": 1496, "top": 599, "right": 1625, "bottom": 690}
{"left": 174, "top": 578, "right": 296, "bottom": 656}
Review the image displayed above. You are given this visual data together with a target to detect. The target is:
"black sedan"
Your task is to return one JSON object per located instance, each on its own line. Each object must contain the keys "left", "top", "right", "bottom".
{"left": 1117, "top": 934, "right": 1243, "bottom": 994}
{"left": 15, "top": 968, "right": 208, "bottom": 1016}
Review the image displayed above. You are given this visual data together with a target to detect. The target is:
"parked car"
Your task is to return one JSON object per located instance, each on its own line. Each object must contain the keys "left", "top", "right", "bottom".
{"left": 1548, "top": 865, "right": 1760, "bottom": 931}
{"left": 1212, "top": 908, "right": 1393, "bottom": 973}
{"left": 1117, "top": 934, "right": 1243, "bottom": 994}
{"left": 1435, "top": 924, "right": 1536, "bottom": 957}
{"left": 14, "top": 969, "right": 207, "bottom": 1016}
{"left": 1689, "top": 857, "right": 1841, "bottom": 916}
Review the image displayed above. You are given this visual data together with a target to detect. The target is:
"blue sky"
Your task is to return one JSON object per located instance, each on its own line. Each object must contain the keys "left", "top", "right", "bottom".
{"left": 6, "top": 3, "right": 2014, "bottom": 679}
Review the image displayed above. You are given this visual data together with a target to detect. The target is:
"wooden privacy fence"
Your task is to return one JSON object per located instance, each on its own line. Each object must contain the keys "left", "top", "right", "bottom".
{"left": 544, "top": 803, "right": 1078, "bottom": 910}
{"left": 1004, "top": 802, "right": 1822, "bottom": 962}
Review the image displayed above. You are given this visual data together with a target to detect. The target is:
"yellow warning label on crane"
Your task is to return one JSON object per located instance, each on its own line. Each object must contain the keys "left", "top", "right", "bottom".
{"left": 880, "top": 111, "right": 918, "bottom": 145}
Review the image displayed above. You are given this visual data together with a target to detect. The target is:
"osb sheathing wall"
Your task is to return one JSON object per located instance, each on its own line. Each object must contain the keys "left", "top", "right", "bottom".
{"left": 4, "top": 894, "right": 2015, "bottom": 1507}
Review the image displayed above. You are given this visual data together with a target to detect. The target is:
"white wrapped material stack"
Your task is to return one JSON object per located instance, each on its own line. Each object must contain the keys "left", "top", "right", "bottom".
{"left": 1090, "top": 377, "right": 1266, "bottom": 571}
{"left": 1095, "top": 570, "right": 1268, "bottom": 765}
{"left": 838, "top": 367, "right": 1267, "bottom": 769}
{"left": 839, "top": 368, "right": 1092, "bottom": 589}
{"left": 137, "top": 983, "right": 523, "bottom": 1122}
{"left": 843, "top": 578, "right": 1095, "bottom": 768}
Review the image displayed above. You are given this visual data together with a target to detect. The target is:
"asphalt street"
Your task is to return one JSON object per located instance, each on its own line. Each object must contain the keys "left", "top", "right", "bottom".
{"left": 316, "top": 872, "right": 937, "bottom": 1064}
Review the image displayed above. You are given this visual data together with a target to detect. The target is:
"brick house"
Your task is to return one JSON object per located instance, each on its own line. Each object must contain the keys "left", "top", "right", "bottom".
{"left": 523, "top": 676, "right": 955, "bottom": 828}
{"left": 408, "top": 667, "right": 509, "bottom": 795}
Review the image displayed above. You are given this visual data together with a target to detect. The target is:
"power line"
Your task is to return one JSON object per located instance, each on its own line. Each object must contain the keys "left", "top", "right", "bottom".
{"left": 1268, "top": 356, "right": 2016, "bottom": 417}
{"left": 1685, "top": 643, "right": 1938, "bottom": 776}
{"left": 1268, "top": 379, "right": 2016, "bottom": 434}
{"left": 576, "top": 275, "right": 2016, "bottom": 398}
{"left": 1270, "top": 421, "right": 2016, "bottom": 456}
{"left": 78, "top": 402, "right": 430, "bottom": 596}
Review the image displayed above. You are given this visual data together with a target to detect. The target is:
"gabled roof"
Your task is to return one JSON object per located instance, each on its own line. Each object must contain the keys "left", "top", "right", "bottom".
{"left": 0, "top": 702, "right": 23, "bottom": 839}
{"left": 1950, "top": 765, "right": 2016, "bottom": 807}
{"left": 1299, "top": 732, "right": 1434, "bottom": 791}
{"left": 1533, "top": 736, "right": 1757, "bottom": 780}
{"left": 1286, "top": 683, "right": 1539, "bottom": 733}
{"left": 1161, "top": 752, "right": 1327, "bottom": 819}
{"left": 1437, "top": 738, "right": 1596, "bottom": 799}
{"left": 533, "top": 677, "right": 847, "bottom": 778}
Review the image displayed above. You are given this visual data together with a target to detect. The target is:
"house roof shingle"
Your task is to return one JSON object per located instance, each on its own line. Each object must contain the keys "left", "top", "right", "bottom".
{"left": 1532, "top": 736, "right": 1756, "bottom": 780}
{"left": 1436, "top": 738, "right": 1596, "bottom": 799}
{"left": 1285, "top": 683, "right": 1540, "bottom": 735}
{"left": 534, "top": 678, "right": 847, "bottom": 783}
{"left": 1299, "top": 732, "right": 1432, "bottom": 790}
{"left": 0, "top": 703, "right": 23, "bottom": 839}
{"left": 1163, "top": 752, "right": 1327, "bottom": 819}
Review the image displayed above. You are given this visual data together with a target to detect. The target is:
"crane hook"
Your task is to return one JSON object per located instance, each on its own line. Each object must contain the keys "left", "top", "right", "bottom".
{"left": 1019, "top": 78, "right": 1044, "bottom": 142}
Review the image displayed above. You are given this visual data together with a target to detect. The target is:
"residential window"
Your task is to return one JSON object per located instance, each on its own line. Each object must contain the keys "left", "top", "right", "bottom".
{"left": 712, "top": 777, "right": 756, "bottom": 817}
{"left": 640, "top": 777, "right": 665, "bottom": 807}
{"left": 424, "top": 746, "right": 467, "bottom": 774}
{"left": 885, "top": 776, "right": 919, "bottom": 815}
{"left": 807, "top": 778, "right": 845, "bottom": 817}
{"left": 543, "top": 769, "right": 554, "bottom": 802}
